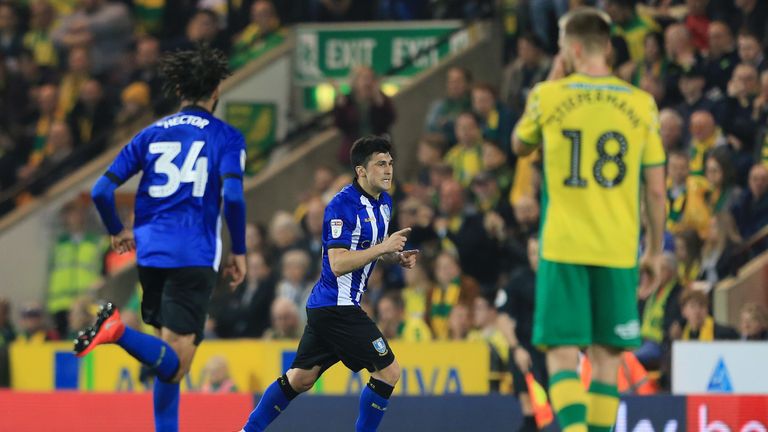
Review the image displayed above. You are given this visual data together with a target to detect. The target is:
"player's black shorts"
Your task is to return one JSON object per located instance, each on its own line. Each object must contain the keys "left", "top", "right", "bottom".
{"left": 137, "top": 266, "right": 217, "bottom": 345}
{"left": 291, "top": 306, "right": 396, "bottom": 374}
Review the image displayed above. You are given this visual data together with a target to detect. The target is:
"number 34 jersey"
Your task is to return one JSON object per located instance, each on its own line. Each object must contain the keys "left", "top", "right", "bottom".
{"left": 514, "top": 73, "right": 665, "bottom": 268}
{"left": 105, "top": 106, "right": 246, "bottom": 269}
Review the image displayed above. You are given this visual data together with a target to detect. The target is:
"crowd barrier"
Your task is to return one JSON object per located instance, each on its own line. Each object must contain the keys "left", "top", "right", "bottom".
{"left": 10, "top": 340, "right": 489, "bottom": 395}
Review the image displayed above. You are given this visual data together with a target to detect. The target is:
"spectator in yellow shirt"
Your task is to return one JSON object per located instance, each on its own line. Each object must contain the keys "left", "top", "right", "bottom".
{"left": 688, "top": 110, "right": 726, "bottom": 177}
{"left": 401, "top": 262, "right": 431, "bottom": 321}
{"left": 605, "top": 0, "right": 659, "bottom": 63}
{"left": 444, "top": 112, "right": 484, "bottom": 188}
{"left": 377, "top": 292, "right": 432, "bottom": 342}
{"left": 665, "top": 149, "right": 710, "bottom": 235}
{"left": 24, "top": 0, "right": 58, "bottom": 69}
{"left": 468, "top": 295, "right": 512, "bottom": 393}
{"left": 230, "top": 0, "right": 286, "bottom": 71}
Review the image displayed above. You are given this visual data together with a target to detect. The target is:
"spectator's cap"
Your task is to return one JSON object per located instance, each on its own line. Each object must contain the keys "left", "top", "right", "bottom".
{"left": 471, "top": 171, "right": 495, "bottom": 186}
{"left": 121, "top": 82, "right": 151, "bottom": 107}
{"left": 681, "top": 63, "right": 706, "bottom": 79}
{"left": 21, "top": 304, "right": 43, "bottom": 318}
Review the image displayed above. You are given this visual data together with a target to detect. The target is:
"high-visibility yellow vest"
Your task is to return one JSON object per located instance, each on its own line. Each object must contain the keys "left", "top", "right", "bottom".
{"left": 47, "top": 234, "right": 105, "bottom": 313}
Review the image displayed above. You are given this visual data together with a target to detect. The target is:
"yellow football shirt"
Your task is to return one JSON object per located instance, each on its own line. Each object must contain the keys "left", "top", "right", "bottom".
{"left": 515, "top": 73, "right": 665, "bottom": 268}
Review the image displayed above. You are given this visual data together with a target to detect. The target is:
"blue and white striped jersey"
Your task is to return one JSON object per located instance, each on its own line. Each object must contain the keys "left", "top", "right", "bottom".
{"left": 306, "top": 181, "right": 392, "bottom": 308}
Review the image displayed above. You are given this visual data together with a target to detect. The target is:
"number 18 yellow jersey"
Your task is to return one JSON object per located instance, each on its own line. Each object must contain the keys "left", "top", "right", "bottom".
{"left": 514, "top": 73, "right": 665, "bottom": 268}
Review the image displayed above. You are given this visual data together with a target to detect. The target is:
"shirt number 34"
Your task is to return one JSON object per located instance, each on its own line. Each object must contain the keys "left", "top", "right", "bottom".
{"left": 148, "top": 141, "right": 209, "bottom": 198}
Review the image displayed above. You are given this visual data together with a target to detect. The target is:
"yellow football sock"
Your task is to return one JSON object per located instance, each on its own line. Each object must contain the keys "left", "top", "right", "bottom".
{"left": 549, "top": 371, "right": 587, "bottom": 432}
{"left": 587, "top": 380, "right": 620, "bottom": 432}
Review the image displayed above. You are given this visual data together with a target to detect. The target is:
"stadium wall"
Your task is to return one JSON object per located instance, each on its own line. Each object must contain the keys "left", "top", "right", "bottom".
{"left": 714, "top": 251, "right": 768, "bottom": 327}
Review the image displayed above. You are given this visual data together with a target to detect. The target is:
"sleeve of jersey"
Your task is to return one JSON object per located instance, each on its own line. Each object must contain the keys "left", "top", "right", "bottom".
{"left": 91, "top": 175, "right": 123, "bottom": 235}
{"left": 220, "top": 128, "right": 246, "bottom": 181}
{"left": 221, "top": 128, "right": 247, "bottom": 254}
{"left": 222, "top": 177, "right": 246, "bottom": 255}
{"left": 324, "top": 202, "right": 355, "bottom": 250}
{"left": 106, "top": 135, "right": 143, "bottom": 183}
{"left": 91, "top": 138, "right": 142, "bottom": 236}
{"left": 642, "top": 97, "right": 666, "bottom": 168}
{"left": 513, "top": 84, "right": 544, "bottom": 147}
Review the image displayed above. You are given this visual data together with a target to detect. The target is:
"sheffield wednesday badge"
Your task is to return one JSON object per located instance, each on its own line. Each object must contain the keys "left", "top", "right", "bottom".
{"left": 372, "top": 337, "right": 388, "bottom": 356}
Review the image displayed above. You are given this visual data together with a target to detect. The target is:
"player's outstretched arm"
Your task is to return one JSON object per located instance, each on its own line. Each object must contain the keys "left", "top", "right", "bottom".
{"left": 328, "top": 227, "right": 411, "bottom": 277}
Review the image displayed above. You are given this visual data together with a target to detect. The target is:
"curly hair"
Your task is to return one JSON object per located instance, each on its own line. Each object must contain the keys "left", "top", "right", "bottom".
{"left": 159, "top": 44, "right": 231, "bottom": 103}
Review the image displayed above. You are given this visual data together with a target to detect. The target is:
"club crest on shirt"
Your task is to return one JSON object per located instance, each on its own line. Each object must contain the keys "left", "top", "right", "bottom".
{"left": 330, "top": 219, "right": 343, "bottom": 239}
{"left": 372, "top": 337, "right": 388, "bottom": 356}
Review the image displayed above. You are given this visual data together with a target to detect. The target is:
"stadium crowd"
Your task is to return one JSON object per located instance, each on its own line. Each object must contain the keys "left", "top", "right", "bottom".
{"left": 0, "top": 0, "right": 498, "bottom": 214}
{"left": 2, "top": 0, "right": 768, "bottom": 429}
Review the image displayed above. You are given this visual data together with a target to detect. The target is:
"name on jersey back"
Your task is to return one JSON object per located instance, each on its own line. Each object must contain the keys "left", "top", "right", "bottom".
{"left": 156, "top": 115, "right": 210, "bottom": 129}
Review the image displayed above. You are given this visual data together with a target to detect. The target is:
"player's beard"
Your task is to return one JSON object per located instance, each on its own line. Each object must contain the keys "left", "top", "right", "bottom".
{"left": 212, "top": 98, "right": 219, "bottom": 113}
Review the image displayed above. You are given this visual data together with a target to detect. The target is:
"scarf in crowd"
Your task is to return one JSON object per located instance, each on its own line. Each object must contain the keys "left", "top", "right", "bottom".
{"left": 683, "top": 316, "right": 714, "bottom": 341}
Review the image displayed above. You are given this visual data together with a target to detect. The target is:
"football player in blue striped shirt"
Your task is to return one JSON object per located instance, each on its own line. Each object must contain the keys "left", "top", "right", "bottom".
{"left": 74, "top": 46, "right": 247, "bottom": 432}
{"left": 241, "top": 135, "right": 418, "bottom": 432}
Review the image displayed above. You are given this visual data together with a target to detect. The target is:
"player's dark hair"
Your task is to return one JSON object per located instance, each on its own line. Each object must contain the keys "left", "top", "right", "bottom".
{"left": 560, "top": 7, "right": 612, "bottom": 53}
{"left": 350, "top": 135, "right": 393, "bottom": 175}
{"left": 159, "top": 44, "right": 231, "bottom": 103}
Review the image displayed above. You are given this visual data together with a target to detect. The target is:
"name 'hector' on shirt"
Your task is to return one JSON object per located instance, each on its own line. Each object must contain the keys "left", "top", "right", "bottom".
{"left": 156, "top": 115, "right": 210, "bottom": 129}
